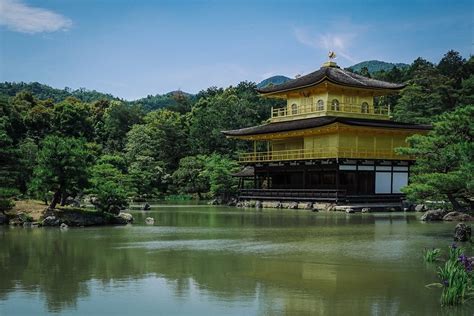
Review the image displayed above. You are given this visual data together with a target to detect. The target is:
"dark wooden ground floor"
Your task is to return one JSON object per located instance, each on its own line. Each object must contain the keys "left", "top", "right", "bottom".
{"left": 237, "top": 159, "right": 411, "bottom": 203}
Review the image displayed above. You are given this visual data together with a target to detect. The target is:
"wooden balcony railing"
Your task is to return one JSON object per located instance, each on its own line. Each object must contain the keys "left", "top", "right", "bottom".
{"left": 271, "top": 103, "right": 390, "bottom": 121}
{"left": 238, "top": 147, "right": 411, "bottom": 163}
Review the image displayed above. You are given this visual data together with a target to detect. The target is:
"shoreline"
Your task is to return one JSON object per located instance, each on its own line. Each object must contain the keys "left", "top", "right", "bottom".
{"left": 1, "top": 199, "right": 133, "bottom": 227}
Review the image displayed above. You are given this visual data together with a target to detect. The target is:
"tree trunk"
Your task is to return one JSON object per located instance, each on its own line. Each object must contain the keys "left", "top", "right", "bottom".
{"left": 447, "top": 193, "right": 464, "bottom": 212}
{"left": 197, "top": 192, "right": 202, "bottom": 199}
{"left": 50, "top": 190, "right": 61, "bottom": 209}
{"left": 461, "top": 197, "right": 474, "bottom": 211}
{"left": 60, "top": 192, "right": 68, "bottom": 206}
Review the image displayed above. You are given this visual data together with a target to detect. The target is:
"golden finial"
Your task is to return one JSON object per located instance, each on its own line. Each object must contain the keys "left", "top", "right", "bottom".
{"left": 322, "top": 51, "right": 338, "bottom": 67}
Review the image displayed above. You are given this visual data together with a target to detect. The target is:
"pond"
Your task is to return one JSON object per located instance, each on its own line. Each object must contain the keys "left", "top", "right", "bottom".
{"left": 0, "top": 205, "right": 472, "bottom": 315}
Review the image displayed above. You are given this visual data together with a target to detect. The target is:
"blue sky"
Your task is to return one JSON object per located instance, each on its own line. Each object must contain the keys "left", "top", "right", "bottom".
{"left": 0, "top": 0, "right": 472, "bottom": 100}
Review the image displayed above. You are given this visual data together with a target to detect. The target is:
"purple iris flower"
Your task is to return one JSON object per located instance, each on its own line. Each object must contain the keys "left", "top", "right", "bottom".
{"left": 458, "top": 254, "right": 467, "bottom": 262}
{"left": 442, "top": 279, "right": 449, "bottom": 287}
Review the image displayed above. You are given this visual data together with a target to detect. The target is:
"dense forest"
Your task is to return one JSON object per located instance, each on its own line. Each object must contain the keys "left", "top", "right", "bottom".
{"left": 0, "top": 50, "right": 472, "bottom": 213}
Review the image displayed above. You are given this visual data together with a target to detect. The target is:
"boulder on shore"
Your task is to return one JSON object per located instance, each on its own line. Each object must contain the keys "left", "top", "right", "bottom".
{"left": 42, "top": 216, "right": 60, "bottom": 226}
{"left": 443, "top": 211, "right": 473, "bottom": 222}
{"left": 454, "top": 223, "right": 472, "bottom": 242}
{"left": 415, "top": 204, "right": 427, "bottom": 212}
{"left": 113, "top": 212, "right": 134, "bottom": 224}
{"left": 420, "top": 209, "right": 447, "bottom": 221}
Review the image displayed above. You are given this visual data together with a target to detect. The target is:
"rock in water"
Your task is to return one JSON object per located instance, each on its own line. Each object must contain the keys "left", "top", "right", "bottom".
{"left": 145, "top": 217, "right": 155, "bottom": 225}
{"left": 454, "top": 223, "right": 472, "bottom": 242}
{"left": 60, "top": 223, "right": 69, "bottom": 230}
{"left": 345, "top": 208, "right": 355, "bottom": 214}
{"left": 420, "top": 209, "right": 446, "bottom": 221}
{"left": 143, "top": 203, "right": 151, "bottom": 211}
{"left": 361, "top": 208, "right": 371, "bottom": 213}
{"left": 443, "top": 211, "right": 473, "bottom": 222}
{"left": 115, "top": 212, "right": 134, "bottom": 224}
{"left": 255, "top": 201, "right": 262, "bottom": 209}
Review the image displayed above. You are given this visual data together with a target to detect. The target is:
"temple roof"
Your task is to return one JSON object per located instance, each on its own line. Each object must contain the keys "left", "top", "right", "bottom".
{"left": 222, "top": 116, "right": 431, "bottom": 137}
{"left": 232, "top": 166, "right": 254, "bottom": 177}
{"left": 257, "top": 64, "right": 406, "bottom": 94}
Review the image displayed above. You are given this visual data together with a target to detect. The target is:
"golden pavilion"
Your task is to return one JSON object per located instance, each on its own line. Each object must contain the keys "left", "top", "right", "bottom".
{"left": 222, "top": 54, "right": 431, "bottom": 203}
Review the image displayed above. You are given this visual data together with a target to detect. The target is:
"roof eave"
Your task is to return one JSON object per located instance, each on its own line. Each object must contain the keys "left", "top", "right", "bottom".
{"left": 257, "top": 78, "right": 406, "bottom": 95}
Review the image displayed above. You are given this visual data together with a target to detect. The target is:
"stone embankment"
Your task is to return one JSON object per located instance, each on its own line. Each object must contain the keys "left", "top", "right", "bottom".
{"left": 234, "top": 200, "right": 402, "bottom": 212}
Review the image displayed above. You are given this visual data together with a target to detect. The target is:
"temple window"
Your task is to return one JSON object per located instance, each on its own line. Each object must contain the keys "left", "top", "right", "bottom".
{"left": 291, "top": 103, "right": 298, "bottom": 115}
{"left": 316, "top": 99, "right": 324, "bottom": 111}
{"left": 331, "top": 99, "right": 340, "bottom": 111}
{"left": 361, "top": 102, "right": 369, "bottom": 113}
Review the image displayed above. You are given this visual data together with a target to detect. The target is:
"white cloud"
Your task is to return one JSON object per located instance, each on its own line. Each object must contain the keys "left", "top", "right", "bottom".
{"left": 293, "top": 24, "right": 363, "bottom": 64}
{"left": 0, "top": 0, "right": 72, "bottom": 34}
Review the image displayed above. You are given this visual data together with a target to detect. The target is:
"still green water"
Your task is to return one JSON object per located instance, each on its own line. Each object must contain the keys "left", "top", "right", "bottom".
{"left": 0, "top": 205, "right": 472, "bottom": 316}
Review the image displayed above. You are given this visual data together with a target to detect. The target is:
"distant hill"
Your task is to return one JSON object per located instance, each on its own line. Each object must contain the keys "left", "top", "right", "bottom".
{"left": 257, "top": 75, "right": 292, "bottom": 89}
{"left": 0, "top": 82, "right": 195, "bottom": 112}
{"left": 130, "top": 90, "right": 194, "bottom": 112}
{"left": 348, "top": 60, "right": 409, "bottom": 73}
{"left": 0, "top": 82, "right": 118, "bottom": 103}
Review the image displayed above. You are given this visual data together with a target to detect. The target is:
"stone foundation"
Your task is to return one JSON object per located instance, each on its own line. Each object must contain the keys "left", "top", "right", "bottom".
{"left": 235, "top": 200, "right": 403, "bottom": 212}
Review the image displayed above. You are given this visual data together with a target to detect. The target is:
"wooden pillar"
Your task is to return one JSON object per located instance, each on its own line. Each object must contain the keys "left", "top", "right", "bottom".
{"left": 335, "top": 162, "right": 340, "bottom": 201}
{"left": 303, "top": 164, "right": 307, "bottom": 189}
{"left": 355, "top": 162, "right": 359, "bottom": 194}
{"left": 254, "top": 169, "right": 257, "bottom": 189}
{"left": 267, "top": 170, "right": 270, "bottom": 189}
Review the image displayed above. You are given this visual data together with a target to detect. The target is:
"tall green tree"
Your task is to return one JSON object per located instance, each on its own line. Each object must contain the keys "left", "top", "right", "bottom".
{"left": 100, "top": 101, "right": 143, "bottom": 152}
{"left": 172, "top": 155, "right": 209, "bottom": 198}
{"left": 128, "top": 155, "right": 168, "bottom": 198}
{"left": 202, "top": 154, "right": 239, "bottom": 200}
{"left": 88, "top": 155, "right": 131, "bottom": 214}
{"left": 437, "top": 50, "right": 466, "bottom": 85}
{"left": 125, "top": 109, "right": 187, "bottom": 170}
{"left": 30, "top": 136, "right": 90, "bottom": 209}
{"left": 189, "top": 86, "right": 264, "bottom": 155}
{"left": 52, "top": 98, "right": 93, "bottom": 139}
{"left": 397, "top": 105, "right": 473, "bottom": 211}
{"left": 394, "top": 67, "right": 456, "bottom": 123}
{"left": 0, "top": 117, "right": 18, "bottom": 214}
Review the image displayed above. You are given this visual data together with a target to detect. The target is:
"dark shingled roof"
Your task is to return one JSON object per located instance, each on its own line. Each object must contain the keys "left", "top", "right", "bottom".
{"left": 222, "top": 116, "right": 431, "bottom": 137}
{"left": 257, "top": 65, "right": 406, "bottom": 94}
{"left": 232, "top": 166, "right": 255, "bottom": 177}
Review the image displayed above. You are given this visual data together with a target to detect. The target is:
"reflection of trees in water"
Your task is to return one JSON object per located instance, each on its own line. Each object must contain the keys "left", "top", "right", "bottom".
{"left": 0, "top": 212, "right": 460, "bottom": 314}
